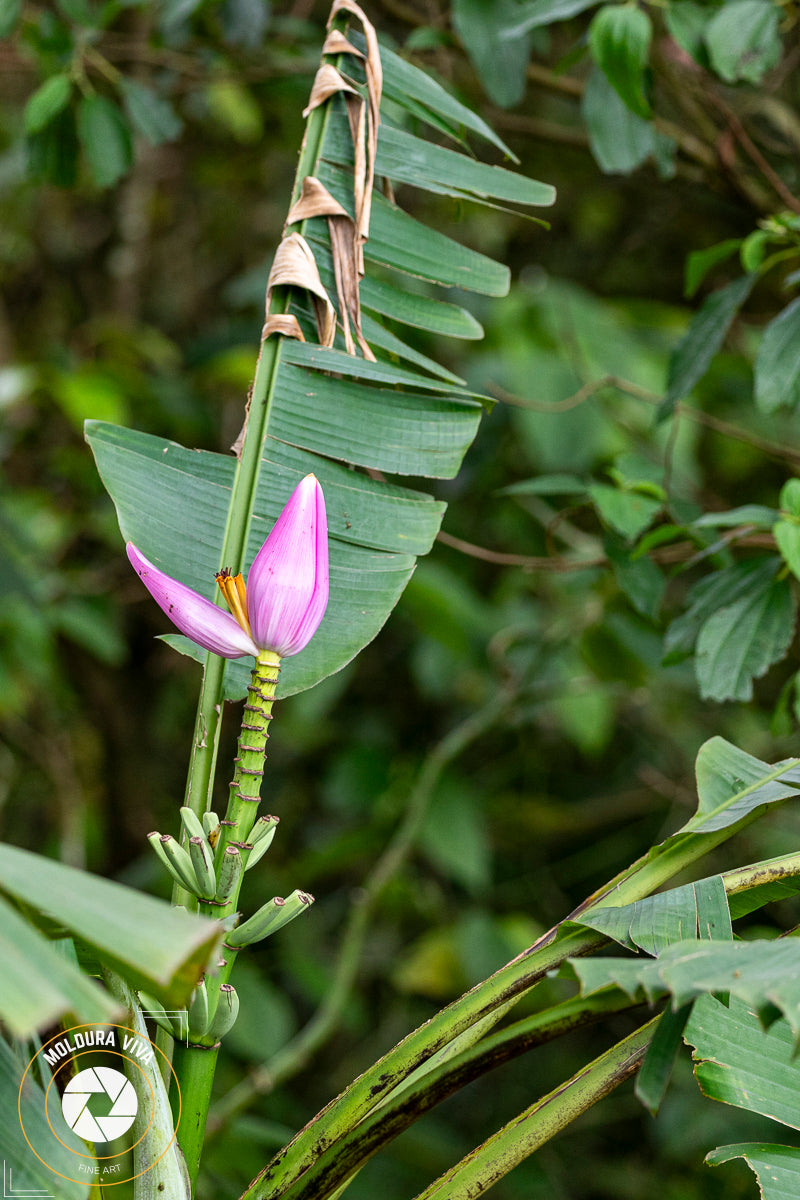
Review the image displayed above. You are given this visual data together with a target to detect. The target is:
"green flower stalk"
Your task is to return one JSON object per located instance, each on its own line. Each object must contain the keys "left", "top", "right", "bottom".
{"left": 129, "top": 473, "right": 328, "bottom": 1189}
{"left": 215, "top": 648, "right": 281, "bottom": 861}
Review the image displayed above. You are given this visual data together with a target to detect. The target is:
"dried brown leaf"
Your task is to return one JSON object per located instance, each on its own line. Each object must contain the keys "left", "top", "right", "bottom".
{"left": 287, "top": 175, "right": 350, "bottom": 222}
{"left": 266, "top": 232, "right": 336, "bottom": 348}
{"left": 329, "top": 216, "right": 375, "bottom": 359}
{"left": 322, "top": 29, "right": 363, "bottom": 59}
{"left": 262, "top": 314, "right": 306, "bottom": 341}
{"left": 286, "top": 2, "right": 383, "bottom": 359}
{"left": 302, "top": 62, "right": 359, "bottom": 118}
{"left": 287, "top": 178, "right": 374, "bottom": 359}
{"left": 329, "top": 0, "right": 382, "bottom": 100}
{"left": 325, "top": 1, "right": 382, "bottom": 272}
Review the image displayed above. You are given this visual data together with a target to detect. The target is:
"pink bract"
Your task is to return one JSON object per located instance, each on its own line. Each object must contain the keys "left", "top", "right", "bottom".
{"left": 127, "top": 474, "right": 329, "bottom": 660}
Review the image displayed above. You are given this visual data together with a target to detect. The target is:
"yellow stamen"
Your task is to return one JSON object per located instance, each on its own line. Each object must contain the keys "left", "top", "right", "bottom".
{"left": 216, "top": 569, "right": 252, "bottom": 635}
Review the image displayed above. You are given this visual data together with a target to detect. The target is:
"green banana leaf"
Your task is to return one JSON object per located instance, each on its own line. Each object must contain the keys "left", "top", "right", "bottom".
{"left": 707, "top": 1143, "right": 800, "bottom": 1200}
{"left": 0, "top": 843, "right": 223, "bottom": 1034}
{"left": 576, "top": 873, "right": 732, "bottom": 954}
{"left": 0, "top": 1034, "right": 89, "bottom": 1200}
{"left": 568, "top": 938, "right": 800, "bottom": 1040}
{"left": 86, "top": 23, "right": 554, "bottom": 701}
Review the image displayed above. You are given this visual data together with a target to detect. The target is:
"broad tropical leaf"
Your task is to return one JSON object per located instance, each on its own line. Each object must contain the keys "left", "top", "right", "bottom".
{"left": 686, "top": 995, "right": 800, "bottom": 1124}
{"left": 0, "top": 843, "right": 222, "bottom": 1019}
{"left": 576, "top": 873, "right": 732, "bottom": 954}
{"left": 686, "top": 737, "right": 800, "bottom": 834}
{"left": 568, "top": 939, "right": 800, "bottom": 1040}
{"left": 707, "top": 1143, "right": 800, "bottom": 1200}
{"left": 0, "top": 1035, "right": 89, "bottom": 1200}
{"left": 0, "top": 897, "right": 118, "bottom": 1037}
{"left": 87, "top": 12, "right": 554, "bottom": 701}
{"left": 571, "top": 737, "right": 800, "bottom": 924}
{"left": 90, "top": 421, "right": 432, "bottom": 698}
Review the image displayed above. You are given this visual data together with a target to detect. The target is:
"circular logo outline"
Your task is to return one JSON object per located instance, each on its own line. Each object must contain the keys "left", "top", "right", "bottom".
{"left": 18, "top": 1022, "right": 182, "bottom": 1187}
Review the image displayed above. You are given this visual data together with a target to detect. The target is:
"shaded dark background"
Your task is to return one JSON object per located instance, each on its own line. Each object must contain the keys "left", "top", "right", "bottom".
{"left": 2, "top": 1, "right": 799, "bottom": 1196}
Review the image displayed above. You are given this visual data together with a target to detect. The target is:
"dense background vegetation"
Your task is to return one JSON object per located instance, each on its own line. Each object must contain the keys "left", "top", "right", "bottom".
{"left": 2, "top": 0, "right": 800, "bottom": 1196}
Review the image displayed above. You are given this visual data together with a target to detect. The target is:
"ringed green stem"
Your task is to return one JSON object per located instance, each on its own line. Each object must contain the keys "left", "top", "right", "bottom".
{"left": 175, "top": 653, "right": 279, "bottom": 1190}
{"left": 206, "top": 690, "right": 515, "bottom": 1136}
{"left": 213, "top": 650, "right": 280, "bottom": 869}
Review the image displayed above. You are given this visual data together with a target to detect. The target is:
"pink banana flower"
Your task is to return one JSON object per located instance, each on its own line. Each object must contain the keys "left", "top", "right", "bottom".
{"left": 127, "top": 474, "right": 328, "bottom": 659}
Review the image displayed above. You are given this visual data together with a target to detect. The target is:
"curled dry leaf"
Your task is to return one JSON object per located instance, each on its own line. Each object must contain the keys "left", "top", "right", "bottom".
{"left": 287, "top": 176, "right": 375, "bottom": 359}
{"left": 325, "top": 1, "right": 382, "bottom": 270}
{"left": 288, "top": 175, "right": 351, "bottom": 224}
{"left": 297, "top": 0, "right": 381, "bottom": 357}
{"left": 266, "top": 232, "right": 336, "bottom": 348}
{"left": 261, "top": 314, "right": 306, "bottom": 341}
{"left": 255, "top": 0, "right": 380, "bottom": 376}
{"left": 302, "top": 62, "right": 359, "bottom": 117}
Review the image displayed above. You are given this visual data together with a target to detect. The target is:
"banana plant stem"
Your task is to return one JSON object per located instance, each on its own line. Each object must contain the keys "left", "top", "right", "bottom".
{"left": 259, "top": 991, "right": 653, "bottom": 1200}
{"left": 214, "top": 651, "right": 280, "bottom": 863}
{"left": 207, "top": 689, "right": 516, "bottom": 1135}
{"left": 412, "top": 1017, "right": 659, "bottom": 1200}
{"left": 170, "top": 1039, "right": 219, "bottom": 1189}
{"left": 161, "top": 23, "right": 349, "bottom": 1193}
{"left": 243, "top": 765, "right": 800, "bottom": 1199}
{"left": 240, "top": 922, "right": 603, "bottom": 1200}
{"left": 175, "top": 653, "right": 278, "bottom": 1191}
{"left": 176, "top": 49, "right": 334, "bottom": 836}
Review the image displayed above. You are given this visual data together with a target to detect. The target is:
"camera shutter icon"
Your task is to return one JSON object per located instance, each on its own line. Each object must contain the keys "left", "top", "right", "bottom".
{"left": 61, "top": 1066, "right": 138, "bottom": 1143}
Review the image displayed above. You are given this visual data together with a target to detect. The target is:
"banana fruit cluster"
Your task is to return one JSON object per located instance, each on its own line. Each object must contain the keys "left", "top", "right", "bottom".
{"left": 144, "top": 806, "right": 314, "bottom": 1044}
{"left": 147, "top": 808, "right": 279, "bottom": 902}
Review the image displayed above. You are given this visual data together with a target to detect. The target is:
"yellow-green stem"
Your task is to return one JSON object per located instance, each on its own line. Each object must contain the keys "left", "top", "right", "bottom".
{"left": 175, "top": 652, "right": 279, "bottom": 1191}
{"left": 214, "top": 650, "right": 280, "bottom": 870}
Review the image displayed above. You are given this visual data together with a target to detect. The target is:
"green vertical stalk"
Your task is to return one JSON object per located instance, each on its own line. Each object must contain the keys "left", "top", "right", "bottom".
{"left": 174, "top": 651, "right": 279, "bottom": 1192}
{"left": 178, "top": 87, "right": 335, "bottom": 832}
{"left": 170, "top": 1038, "right": 219, "bottom": 1191}
{"left": 103, "top": 971, "right": 191, "bottom": 1200}
{"left": 179, "top": 342, "right": 282, "bottom": 829}
{"left": 164, "top": 86, "right": 334, "bottom": 1074}
{"left": 165, "top": 27, "right": 348, "bottom": 1189}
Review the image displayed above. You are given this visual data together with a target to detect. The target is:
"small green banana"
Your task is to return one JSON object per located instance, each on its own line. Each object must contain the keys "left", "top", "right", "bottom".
{"left": 148, "top": 832, "right": 199, "bottom": 894}
{"left": 216, "top": 845, "right": 243, "bottom": 902}
{"left": 226, "top": 889, "right": 314, "bottom": 948}
{"left": 205, "top": 984, "right": 239, "bottom": 1040}
{"left": 188, "top": 836, "right": 217, "bottom": 900}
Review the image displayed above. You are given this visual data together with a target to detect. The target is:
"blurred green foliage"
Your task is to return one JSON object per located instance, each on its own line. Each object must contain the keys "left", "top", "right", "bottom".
{"left": 2, "top": 0, "right": 800, "bottom": 1197}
